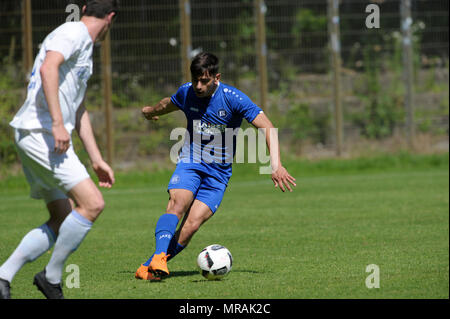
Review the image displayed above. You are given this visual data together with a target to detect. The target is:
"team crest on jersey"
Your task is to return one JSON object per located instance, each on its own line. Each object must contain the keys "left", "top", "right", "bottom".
{"left": 218, "top": 109, "right": 227, "bottom": 118}
{"left": 170, "top": 174, "right": 180, "bottom": 185}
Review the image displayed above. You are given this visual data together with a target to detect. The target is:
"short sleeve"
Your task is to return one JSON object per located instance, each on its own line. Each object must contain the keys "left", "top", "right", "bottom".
{"left": 45, "top": 26, "right": 80, "bottom": 61}
{"left": 233, "top": 92, "right": 263, "bottom": 123}
{"left": 170, "top": 83, "right": 191, "bottom": 112}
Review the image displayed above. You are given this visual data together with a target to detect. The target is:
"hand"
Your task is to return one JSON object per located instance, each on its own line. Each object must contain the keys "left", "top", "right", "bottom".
{"left": 52, "top": 123, "right": 71, "bottom": 154}
{"left": 142, "top": 106, "right": 159, "bottom": 121}
{"left": 271, "top": 166, "right": 297, "bottom": 193}
{"left": 92, "top": 160, "right": 115, "bottom": 188}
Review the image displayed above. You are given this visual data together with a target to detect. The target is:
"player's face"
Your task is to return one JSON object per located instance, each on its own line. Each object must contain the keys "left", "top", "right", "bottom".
{"left": 192, "top": 72, "right": 221, "bottom": 98}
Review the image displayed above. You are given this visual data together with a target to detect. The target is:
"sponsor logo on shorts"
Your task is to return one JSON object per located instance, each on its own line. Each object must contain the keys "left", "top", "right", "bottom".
{"left": 171, "top": 174, "right": 180, "bottom": 185}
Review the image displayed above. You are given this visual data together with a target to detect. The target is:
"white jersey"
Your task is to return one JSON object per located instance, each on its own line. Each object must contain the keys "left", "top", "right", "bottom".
{"left": 10, "top": 22, "right": 93, "bottom": 135}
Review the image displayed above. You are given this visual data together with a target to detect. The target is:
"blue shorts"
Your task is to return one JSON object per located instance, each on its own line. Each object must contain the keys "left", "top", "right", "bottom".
{"left": 167, "top": 165, "right": 228, "bottom": 214}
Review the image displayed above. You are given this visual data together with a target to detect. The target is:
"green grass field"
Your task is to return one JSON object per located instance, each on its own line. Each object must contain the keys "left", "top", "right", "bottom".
{"left": 0, "top": 153, "right": 448, "bottom": 299}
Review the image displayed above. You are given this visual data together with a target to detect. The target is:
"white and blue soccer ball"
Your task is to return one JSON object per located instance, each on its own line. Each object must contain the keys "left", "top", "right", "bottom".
{"left": 197, "top": 244, "right": 233, "bottom": 280}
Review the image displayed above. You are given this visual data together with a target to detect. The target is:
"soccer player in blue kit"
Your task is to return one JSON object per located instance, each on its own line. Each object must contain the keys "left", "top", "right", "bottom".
{"left": 135, "top": 52, "right": 296, "bottom": 280}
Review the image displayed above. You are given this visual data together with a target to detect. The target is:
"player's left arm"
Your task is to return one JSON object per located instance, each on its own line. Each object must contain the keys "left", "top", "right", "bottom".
{"left": 251, "top": 112, "right": 297, "bottom": 192}
{"left": 75, "top": 102, "right": 115, "bottom": 188}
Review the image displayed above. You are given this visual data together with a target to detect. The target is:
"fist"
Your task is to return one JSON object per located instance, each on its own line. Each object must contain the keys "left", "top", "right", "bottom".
{"left": 142, "top": 106, "right": 159, "bottom": 121}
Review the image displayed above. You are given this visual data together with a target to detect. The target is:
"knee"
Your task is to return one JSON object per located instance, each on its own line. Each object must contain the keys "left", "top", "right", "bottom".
{"left": 167, "top": 198, "right": 189, "bottom": 217}
{"left": 178, "top": 219, "right": 202, "bottom": 246}
{"left": 183, "top": 218, "right": 202, "bottom": 235}
{"left": 91, "top": 197, "right": 105, "bottom": 215}
{"left": 85, "top": 195, "right": 105, "bottom": 218}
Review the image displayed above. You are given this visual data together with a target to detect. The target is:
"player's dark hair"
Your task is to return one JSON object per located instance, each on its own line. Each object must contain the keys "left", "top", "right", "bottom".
{"left": 83, "top": 0, "right": 119, "bottom": 19}
{"left": 190, "top": 52, "right": 220, "bottom": 78}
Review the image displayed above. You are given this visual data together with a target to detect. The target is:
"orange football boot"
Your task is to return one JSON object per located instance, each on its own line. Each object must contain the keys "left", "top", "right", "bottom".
{"left": 148, "top": 252, "right": 170, "bottom": 279}
{"left": 135, "top": 264, "right": 161, "bottom": 281}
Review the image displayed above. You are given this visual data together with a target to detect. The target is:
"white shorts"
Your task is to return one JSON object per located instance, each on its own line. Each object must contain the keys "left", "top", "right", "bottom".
{"left": 15, "top": 129, "right": 90, "bottom": 204}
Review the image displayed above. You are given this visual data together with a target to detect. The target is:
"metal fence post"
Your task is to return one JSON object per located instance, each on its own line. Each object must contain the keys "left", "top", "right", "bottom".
{"left": 327, "top": 0, "right": 343, "bottom": 156}
{"left": 255, "top": 0, "right": 269, "bottom": 112}
{"left": 101, "top": 32, "right": 114, "bottom": 166}
{"left": 180, "top": 0, "right": 192, "bottom": 83}
{"left": 22, "top": 0, "right": 33, "bottom": 79}
{"left": 401, "top": 0, "right": 415, "bottom": 149}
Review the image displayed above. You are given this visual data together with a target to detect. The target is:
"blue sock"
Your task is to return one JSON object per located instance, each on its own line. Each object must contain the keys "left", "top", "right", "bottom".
{"left": 154, "top": 213, "right": 179, "bottom": 255}
{"left": 143, "top": 235, "right": 185, "bottom": 266}
{"left": 143, "top": 254, "right": 154, "bottom": 267}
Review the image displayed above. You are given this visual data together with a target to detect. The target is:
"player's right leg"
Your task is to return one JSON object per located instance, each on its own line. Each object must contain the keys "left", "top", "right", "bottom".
{"left": 0, "top": 219, "right": 57, "bottom": 299}
{"left": 0, "top": 196, "right": 71, "bottom": 299}
{"left": 136, "top": 166, "right": 200, "bottom": 281}
{"left": 135, "top": 209, "right": 191, "bottom": 281}
{"left": 46, "top": 198, "right": 74, "bottom": 235}
{"left": 147, "top": 189, "right": 194, "bottom": 279}
{"left": 136, "top": 191, "right": 195, "bottom": 280}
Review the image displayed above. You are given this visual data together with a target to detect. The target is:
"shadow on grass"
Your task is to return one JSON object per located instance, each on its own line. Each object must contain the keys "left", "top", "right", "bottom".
{"left": 170, "top": 270, "right": 199, "bottom": 278}
{"left": 189, "top": 269, "right": 262, "bottom": 283}
{"left": 116, "top": 269, "right": 199, "bottom": 279}
{"left": 173, "top": 269, "right": 261, "bottom": 278}
{"left": 117, "top": 269, "right": 262, "bottom": 281}
{"left": 234, "top": 270, "right": 261, "bottom": 274}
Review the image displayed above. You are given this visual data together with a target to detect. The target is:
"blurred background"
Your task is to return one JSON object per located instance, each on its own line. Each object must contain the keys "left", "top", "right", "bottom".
{"left": 0, "top": 0, "right": 448, "bottom": 171}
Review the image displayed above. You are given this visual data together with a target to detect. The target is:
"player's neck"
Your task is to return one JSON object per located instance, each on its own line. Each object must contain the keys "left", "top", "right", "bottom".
{"left": 211, "top": 82, "right": 220, "bottom": 97}
{"left": 204, "top": 82, "right": 220, "bottom": 99}
{"left": 81, "top": 16, "right": 107, "bottom": 43}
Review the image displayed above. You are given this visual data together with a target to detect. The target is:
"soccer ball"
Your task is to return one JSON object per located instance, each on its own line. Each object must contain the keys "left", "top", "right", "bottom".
{"left": 197, "top": 244, "right": 233, "bottom": 280}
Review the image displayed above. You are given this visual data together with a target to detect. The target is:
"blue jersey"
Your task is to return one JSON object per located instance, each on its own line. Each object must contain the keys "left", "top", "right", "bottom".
{"left": 170, "top": 82, "right": 263, "bottom": 184}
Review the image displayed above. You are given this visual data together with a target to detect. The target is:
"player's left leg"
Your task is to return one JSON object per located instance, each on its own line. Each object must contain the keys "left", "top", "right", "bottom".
{"left": 43, "top": 178, "right": 104, "bottom": 287}
{"left": 33, "top": 178, "right": 104, "bottom": 299}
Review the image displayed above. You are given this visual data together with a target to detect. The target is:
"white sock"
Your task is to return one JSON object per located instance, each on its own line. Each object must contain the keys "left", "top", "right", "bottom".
{"left": 0, "top": 224, "right": 56, "bottom": 283}
{"left": 45, "top": 210, "right": 92, "bottom": 285}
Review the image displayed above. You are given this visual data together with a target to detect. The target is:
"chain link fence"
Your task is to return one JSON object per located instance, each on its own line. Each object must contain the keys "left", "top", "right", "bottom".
{"left": 0, "top": 0, "right": 448, "bottom": 167}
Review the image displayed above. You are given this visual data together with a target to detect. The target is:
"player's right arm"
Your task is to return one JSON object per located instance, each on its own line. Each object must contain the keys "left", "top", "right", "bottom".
{"left": 40, "top": 50, "right": 70, "bottom": 154}
{"left": 142, "top": 97, "right": 179, "bottom": 121}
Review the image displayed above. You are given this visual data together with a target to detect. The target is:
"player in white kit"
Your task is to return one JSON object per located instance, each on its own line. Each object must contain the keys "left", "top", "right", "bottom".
{"left": 0, "top": 0, "right": 119, "bottom": 299}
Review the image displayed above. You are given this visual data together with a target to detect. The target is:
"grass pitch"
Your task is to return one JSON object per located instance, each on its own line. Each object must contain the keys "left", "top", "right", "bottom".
{"left": 0, "top": 153, "right": 448, "bottom": 299}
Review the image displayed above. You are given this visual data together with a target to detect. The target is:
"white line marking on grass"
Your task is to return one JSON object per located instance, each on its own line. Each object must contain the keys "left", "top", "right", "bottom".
{"left": 0, "top": 170, "right": 447, "bottom": 201}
